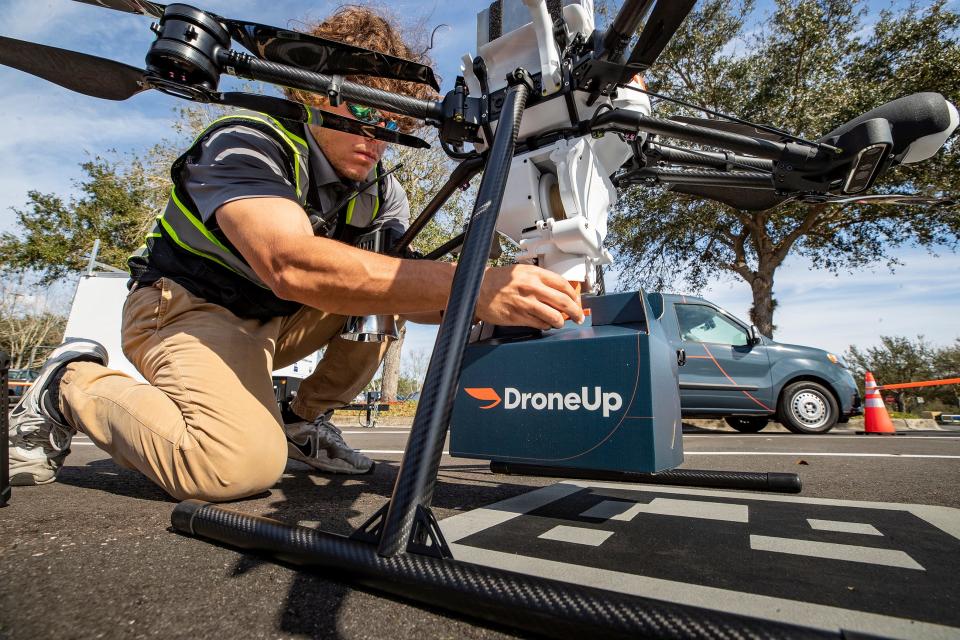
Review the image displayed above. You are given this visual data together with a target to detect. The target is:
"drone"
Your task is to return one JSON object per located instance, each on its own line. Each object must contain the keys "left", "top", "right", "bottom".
{"left": 3, "top": 1, "right": 958, "bottom": 636}
{"left": 3, "top": 0, "right": 956, "bottom": 293}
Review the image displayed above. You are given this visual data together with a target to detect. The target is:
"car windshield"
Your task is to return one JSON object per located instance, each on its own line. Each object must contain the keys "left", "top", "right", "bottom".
{"left": 9, "top": 369, "right": 37, "bottom": 381}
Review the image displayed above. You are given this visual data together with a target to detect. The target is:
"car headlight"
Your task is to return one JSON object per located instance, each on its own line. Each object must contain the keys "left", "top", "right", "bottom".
{"left": 826, "top": 353, "right": 845, "bottom": 366}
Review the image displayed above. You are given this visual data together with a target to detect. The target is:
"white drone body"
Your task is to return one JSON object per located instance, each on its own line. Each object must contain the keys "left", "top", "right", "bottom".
{"left": 461, "top": 0, "right": 651, "bottom": 291}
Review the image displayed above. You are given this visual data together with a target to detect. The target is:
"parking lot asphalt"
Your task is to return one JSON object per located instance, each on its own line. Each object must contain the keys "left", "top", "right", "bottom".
{"left": 2, "top": 421, "right": 958, "bottom": 639}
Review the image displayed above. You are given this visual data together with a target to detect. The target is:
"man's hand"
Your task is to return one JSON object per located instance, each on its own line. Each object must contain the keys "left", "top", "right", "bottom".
{"left": 477, "top": 265, "right": 584, "bottom": 330}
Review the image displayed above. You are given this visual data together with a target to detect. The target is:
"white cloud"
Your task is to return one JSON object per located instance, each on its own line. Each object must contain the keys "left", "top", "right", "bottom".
{"left": 0, "top": 79, "right": 176, "bottom": 232}
{"left": 691, "top": 249, "right": 960, "bottom": 354}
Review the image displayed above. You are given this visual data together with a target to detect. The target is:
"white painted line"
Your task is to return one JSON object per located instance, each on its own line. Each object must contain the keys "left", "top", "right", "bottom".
{"left": 538, "top": 525, "right": 614, "bottom": 546}
{"left": 358, "top": 450, "right": 448, "bottom": 455}
{"left": 450, "top": 543, "right": 958, "bottom": 640}
{"left": 807, "top": 519, "right": 883, "bottom": 536}
{"left": 441, "top": 483, "right": 583, "bottom": 543}
{"left": 341, "top": 430, "right": 412, "bottom": 435}
{"left": 684, "top": 435, "right": 960, "bottom": 440}
{"left": 684, "top": 452, "right": 960, "bottom": 459}
{"left": 750, "top": 535, "right": 924, "bottom": 570}
{"left": 615, "top": 498, "right": 749, "bottom": 523}
{"left": 347, "top": 450, "right": 960, "bottom": 459}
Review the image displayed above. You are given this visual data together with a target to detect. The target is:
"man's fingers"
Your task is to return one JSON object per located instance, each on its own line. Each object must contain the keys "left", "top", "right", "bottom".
{"left": 540, "top": 270, "right": 581, "bottom": 301}
{"left": 526, "top": 301, "right": 566, "bottom": 330}
{"left": 536, "top": 285, "right": 584, "bottom": 324}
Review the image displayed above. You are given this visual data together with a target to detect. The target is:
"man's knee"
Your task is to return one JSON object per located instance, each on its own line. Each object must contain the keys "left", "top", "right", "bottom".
{"left": 175, "top": 427, "right": 288, "bottom": 502}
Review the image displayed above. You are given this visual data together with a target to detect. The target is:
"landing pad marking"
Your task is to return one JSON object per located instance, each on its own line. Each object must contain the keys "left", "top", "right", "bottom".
{"left": 582, "top": 497, "right": 749, "bottom": 522}
{"left": 539, "top": 525, "right": 613, "bottom": 546}
{"left": 440, "top": 481, "right": 960, "bottom": 639}
{"left": 807, "top": 519, "right": 882, "bottom": 536}
{"left": 749, "top": 534, "right": 925, "bottom": 570}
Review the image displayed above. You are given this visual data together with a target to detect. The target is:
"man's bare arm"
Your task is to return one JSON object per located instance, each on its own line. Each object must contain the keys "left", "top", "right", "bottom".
{"left": 216, "top": 197, "right": 584, "bottom": 328}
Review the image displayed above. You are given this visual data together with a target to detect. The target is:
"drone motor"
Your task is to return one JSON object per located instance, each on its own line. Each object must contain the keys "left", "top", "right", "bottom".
{"left": 145, "top": 3, "right": 229, "bottom": 99}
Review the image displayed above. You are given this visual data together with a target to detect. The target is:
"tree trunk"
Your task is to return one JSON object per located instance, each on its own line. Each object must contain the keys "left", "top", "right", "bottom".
{"left": 380, "top": 324, "right": 406, "bottom": 402}
{"left": 748, "top": 269, "right": 777, "bottom": 337}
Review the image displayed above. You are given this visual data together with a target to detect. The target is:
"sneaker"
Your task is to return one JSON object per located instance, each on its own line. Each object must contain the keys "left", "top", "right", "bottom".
{"left": 285, "top": 414, "right": 374, "bottom": 475}
{"left": 8, "top": 339, "right": 108, "bottom": 485}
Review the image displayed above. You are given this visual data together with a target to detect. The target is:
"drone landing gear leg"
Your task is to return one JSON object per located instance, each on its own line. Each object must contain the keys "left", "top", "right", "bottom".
{"left": 490, "top": 462, "right": 802, "bottom": 493}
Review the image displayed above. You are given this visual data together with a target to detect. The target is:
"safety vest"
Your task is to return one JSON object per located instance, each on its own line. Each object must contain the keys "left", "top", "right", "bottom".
{"left": 128, "top": 110, "right": 383, "bottom": 319}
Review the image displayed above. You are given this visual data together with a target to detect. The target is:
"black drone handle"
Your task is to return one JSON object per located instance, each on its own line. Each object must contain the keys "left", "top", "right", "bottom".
{"left": 217, "top": 49, "right": 443, "bottom": 123}
{"left": 594, "top": 110, "right": 824, "bottom": 167}
{"left": 648, "top": 144, "right": 775, "bottom": 171}
{"left": 632, "top": 168, "right": 772, "bottom": 188}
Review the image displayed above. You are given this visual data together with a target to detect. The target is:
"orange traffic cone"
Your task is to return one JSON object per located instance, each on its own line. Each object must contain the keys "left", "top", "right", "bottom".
{"left": 862, "top": 371, "right": 896, "bottom": 435}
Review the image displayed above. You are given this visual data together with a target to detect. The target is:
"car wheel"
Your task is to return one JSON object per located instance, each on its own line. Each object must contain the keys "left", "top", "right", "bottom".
{"left": 778, "top": 381, "right": 839, "bottom": 434}
{"left": 724, "top": 417, "right": 769, "bottom": 433}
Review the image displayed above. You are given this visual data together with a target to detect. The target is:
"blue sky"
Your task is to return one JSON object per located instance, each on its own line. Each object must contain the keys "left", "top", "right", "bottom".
{"left": 1, "top": 0, "right": 957, "bottom": 370}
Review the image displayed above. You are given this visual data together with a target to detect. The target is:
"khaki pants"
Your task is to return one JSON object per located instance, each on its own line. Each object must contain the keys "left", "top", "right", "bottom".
{"left": 58, "top": 278, "right": 391, "bottom": 502}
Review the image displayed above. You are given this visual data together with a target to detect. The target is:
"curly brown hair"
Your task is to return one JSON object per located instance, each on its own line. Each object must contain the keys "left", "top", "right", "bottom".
{"left": 283, "top": 6, "right": 438, "bottom": 132}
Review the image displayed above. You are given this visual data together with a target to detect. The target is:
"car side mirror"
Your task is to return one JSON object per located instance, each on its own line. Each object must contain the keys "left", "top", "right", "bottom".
{"left": 748, "top": 325, "right": 762, "bottom": 346}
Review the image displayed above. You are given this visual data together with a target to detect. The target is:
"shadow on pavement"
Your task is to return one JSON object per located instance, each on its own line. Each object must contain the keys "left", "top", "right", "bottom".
{"left": 57, "top": 458, "right": 175, "bottom": 503}
{"left": 220, "top": 460, "right": 538, "bottom": 638}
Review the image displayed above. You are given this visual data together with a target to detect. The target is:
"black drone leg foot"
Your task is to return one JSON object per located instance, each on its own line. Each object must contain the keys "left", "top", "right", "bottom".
{"left": 351, "top": 502, "right": 452, "bottom": 559}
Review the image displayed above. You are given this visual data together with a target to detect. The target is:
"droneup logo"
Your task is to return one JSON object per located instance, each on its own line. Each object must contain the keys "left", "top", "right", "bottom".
{"left": 463, "top": 386, "right": 623, "bottom": 417}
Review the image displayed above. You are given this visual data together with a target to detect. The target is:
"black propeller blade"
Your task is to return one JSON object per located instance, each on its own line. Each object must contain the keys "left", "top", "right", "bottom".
{"left": 225, "top": 22, "right": 440, "bottom": 91}
{"left": 214, "top": 93, "right": 430, "bottom": 149}
{"left": 72, "top": 0, "right": 165, "bottom": 18}
{"left": 71, "top": 0, "right": 440, "bottom": 90}
{"left": 0, "top": 36, "right": 148, "bottom": 101}
{"left": 619, "top": 0, "right": 696, "bottom": 81}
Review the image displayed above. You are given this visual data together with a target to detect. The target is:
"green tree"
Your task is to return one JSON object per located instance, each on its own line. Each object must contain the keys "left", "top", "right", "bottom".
{"left": 931, "top": 339, "right": 960, "bottom": 409}
{"left": 845, "top": 335, "right": 937, "bottom": 411}
{"left": 0, "top": 280, "right": 66, "bottom": 369}
{"left": 610, "top": 0, "right": 960, "bottom": 336}
{"left": 0, "top": 155, "right": 166, "bottom": 282}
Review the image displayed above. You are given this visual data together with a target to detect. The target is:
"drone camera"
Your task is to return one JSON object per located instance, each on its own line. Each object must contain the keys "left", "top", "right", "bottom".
{"left": 843, "top": 142, "right": 891, "bottom": 194}
{"left": 145, "top": 4, "right": 229, "bottom": 99}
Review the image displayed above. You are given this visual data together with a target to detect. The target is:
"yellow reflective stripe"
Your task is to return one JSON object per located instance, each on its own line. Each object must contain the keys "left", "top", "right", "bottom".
{"left": 196, "top": 113, "right": 308, "bottom": 149}
{"left": 371, "top": 166, "right": 381, "bottom": 221}
{"left": 271, "top": 119, "right": 308, "bottom": 148}
{"left": 158, "top": 216, "right": 238, "bottom": 275}
{"left": 345, "top": 197, "right": 357, "bottom": 225}
{"left": 346, "top": 166, "right": 381, "bottom": 225}
{"left": 163, "top": 188, "right": 269, "bottom": 287}
{"left": 169, "top": 187, "right": 233, "bottom": 254}
{"left": 196, "top": 113, "right": 307, "bottom": 198}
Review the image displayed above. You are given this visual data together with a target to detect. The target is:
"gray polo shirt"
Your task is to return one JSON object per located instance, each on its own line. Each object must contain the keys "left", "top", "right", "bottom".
{"left": 181, "top": 122, "right": 410, "bottom": 237}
